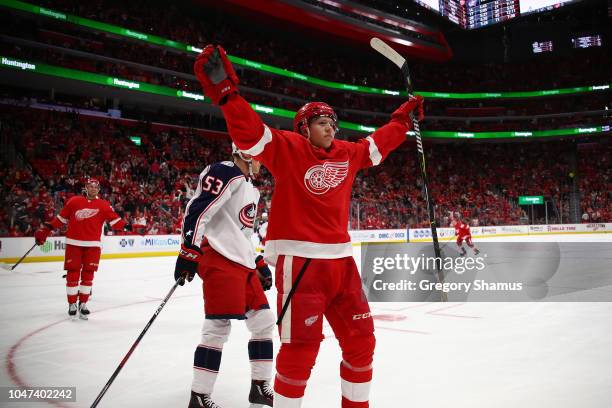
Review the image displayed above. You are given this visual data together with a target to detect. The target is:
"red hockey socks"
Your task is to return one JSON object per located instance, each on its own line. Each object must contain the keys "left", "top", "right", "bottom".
{"left": 65, "top": 270, "right": 79, "bottom": 304}
{"left": 78, "top": 270, "right": 94, "bottom": 303}
{"left": 274, "top": 342, "right": 319, "bottom": 398}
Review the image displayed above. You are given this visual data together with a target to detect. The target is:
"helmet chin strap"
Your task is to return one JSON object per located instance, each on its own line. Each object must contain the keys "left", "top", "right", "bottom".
{"left": 300, "top": 124, "right": 313, "bottom": 145}
{"left": 247, "top": 160, "right": 254, "bottom": 180}
{"left": 236, "top": 153, "right": 254, "bottom": 180}
{"left": 84, "top": 187, "right": 99, "bottom": 199}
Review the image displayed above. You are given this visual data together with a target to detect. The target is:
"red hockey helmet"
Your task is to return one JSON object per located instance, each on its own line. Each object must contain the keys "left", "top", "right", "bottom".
{"left": 293, "top": 102, "right": 338, "bottom": 136}
{"left": 86, "top": 178, "right": 100, "bottom": 187}
{"left": 83, "top": 178, "right": 100, "bottom": 197}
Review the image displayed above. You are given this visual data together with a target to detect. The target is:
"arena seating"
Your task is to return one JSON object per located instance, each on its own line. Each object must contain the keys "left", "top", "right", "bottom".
{"left": 1, "top": 104, "right": 608, "bottom": 236}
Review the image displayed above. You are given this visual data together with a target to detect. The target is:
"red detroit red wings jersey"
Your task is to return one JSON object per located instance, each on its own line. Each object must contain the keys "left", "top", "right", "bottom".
{"left": 453, "top": 221, "right": 471, "bottom": 238}
{"left": 56, "top": 196, "right": 122, "bottom": 247}
{"left": 221, "top": 94, "right": 410, "bottom": 266}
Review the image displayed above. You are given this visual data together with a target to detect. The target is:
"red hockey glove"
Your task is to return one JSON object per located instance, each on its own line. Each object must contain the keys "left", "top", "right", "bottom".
{"left": 121, "top": 222, "right": 147, "bottom": 236}
{"left": 391, "top": 95, "right": 424, "bottom": 127}
{"left": 255, "top": 255, "right": 272, "bottom": 291}
{"left": 34, "top": 226, "right": 51, "bottom": 245}
{"left": 174, "top": 244, "right": 202, "bottom": 285}
{"left": 110, "top": 219, "right": 127, "bottom": 232}
{"left": 194, "top": 45, "right": 239, "bottom": 105}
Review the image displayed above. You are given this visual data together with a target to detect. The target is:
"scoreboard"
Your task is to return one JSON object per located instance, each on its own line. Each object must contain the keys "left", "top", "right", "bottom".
{"left": 439, "top": 0, "right": 466, "bottom": 26}
{"left": 532, "top": 40, "right": 554, "bottom": 53}
{"left": 465, "top": 0, "right": 520, "bottom": 29}
{"left": 431, "top": 0, "right": 582, "bottom": 29}
{"left": 571, "top": 34, "right": 602, "bottom": 48}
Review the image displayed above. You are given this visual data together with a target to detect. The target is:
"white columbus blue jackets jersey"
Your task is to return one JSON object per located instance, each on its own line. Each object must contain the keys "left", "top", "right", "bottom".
{"left": 181, "top": 161, "right": 260, "bottom": 269}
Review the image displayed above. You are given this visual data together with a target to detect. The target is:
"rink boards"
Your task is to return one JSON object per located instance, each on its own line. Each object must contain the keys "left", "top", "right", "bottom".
{"left": 0, "top": 222, "right": 610, "bottom": 263}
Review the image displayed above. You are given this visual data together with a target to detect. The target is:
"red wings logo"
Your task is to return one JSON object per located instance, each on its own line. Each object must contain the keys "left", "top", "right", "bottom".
{"left": 303, "top": 161, "right": 349, "bottom": 195}
{"left": 75, "top": 208, "right": 100, "bottom": 221}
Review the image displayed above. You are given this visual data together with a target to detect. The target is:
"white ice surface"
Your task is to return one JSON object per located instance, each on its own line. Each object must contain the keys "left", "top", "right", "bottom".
{"left": 1, "top": 234, "right": 611, "bottom": 407}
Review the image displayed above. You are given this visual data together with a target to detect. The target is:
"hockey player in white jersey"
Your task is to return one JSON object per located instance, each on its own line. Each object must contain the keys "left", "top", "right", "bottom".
{"left": 174, "top": 143, "right": 275, "bottom": 408}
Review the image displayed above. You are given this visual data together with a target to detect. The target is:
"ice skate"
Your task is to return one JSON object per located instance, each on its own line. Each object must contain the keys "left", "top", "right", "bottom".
{"left": 188, "top": 391, "right": 222, "bottom": 408}
{"left": 78, "top": 302, "right": 90, "bottom": 320}
{"left": 248, "top": 380, "right": 273, "bottom": 407}
{"left": 459, "top": 247, "right": 467, "bottom": 257}
{"left": 473, "top": 248, "right": 480, "bottom": 256}
{"left": 68, "top": 303, "right": 77, "bottom": 319}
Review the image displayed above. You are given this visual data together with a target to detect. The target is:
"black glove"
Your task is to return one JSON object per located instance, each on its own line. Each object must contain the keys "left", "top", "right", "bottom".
{"left": 255, "top": 255, "right": 272, "bottom": 291}
{"left": 174, "top": 244, "right": 202, "bottom": 286}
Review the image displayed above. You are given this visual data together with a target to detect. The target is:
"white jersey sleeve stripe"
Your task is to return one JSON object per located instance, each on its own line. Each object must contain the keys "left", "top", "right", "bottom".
{"left": 192, "top": 175, "right": 243, "bottom": 248}
{"left": 181, "top": 165, "right": 209, "bottom": 244}
{"left": 57, "top": 215, "right": 68, "bottom": 224}
{"left": 109, "top": 218, "right": 121, "bottom": 226}
{"left": 242, "top": 124, "right": 272, "bottom": 156}
{"left": 365, "top": 136, "right": 382, "bottom": 166}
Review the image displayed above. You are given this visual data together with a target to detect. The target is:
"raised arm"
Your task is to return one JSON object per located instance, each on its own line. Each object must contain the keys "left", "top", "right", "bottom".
{"left": 352, "top": 96, "right": 424, "bottom": 170}
{"left": 193, "top": 45, "right": 289, "bottom": 173}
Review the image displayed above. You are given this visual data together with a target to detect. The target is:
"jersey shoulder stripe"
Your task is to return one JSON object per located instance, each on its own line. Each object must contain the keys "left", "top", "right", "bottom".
{"left": 181, "top": 162, "right": 244, "bottom": 246}
{"left": 207, "top": 161, "right": 243, "bottom": 182}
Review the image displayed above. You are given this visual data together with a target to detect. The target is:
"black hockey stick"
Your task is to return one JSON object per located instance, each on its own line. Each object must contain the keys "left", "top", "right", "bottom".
{"left": 1, "top": 243, "right": 37, "bottom": 271}
{"left": 276, "top": 258, "right": 311, "bottom": 325}
{"left": 90, "top": 277, "right": 185, "bottom": 408}
{"left": 370, "top": 37, "right": 447, "bottom": 302}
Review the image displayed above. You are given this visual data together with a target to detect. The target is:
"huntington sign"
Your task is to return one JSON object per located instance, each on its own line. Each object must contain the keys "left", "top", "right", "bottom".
{"left": 519, "top": 195, "right": 544, "bottom": 205}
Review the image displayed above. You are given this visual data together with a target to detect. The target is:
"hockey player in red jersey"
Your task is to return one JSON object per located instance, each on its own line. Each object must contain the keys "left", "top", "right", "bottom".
{"left": 34, "top": 179, "right": 127, "bottom": 319}
{"left": 194, "top": 45, "right": 424, "bottom": 408}
{"left": 450, "top": 211, "right": 480, "bottom": 256}
{"left": 174, "top": 144, "right": 275, "bottom": 408}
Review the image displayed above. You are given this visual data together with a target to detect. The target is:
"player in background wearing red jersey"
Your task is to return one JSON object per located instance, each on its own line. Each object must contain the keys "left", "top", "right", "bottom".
{"left": 34, "top": 179, "right": 127, "bottom": 319}
{"left": 449, "top": 211, "right": 480, "bottom": 256}
{"left": 194, "top": 45, "right": 424, "bottom": 408}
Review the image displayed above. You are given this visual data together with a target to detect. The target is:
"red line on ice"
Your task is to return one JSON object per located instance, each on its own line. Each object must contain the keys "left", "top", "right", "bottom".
{"left": 426, "top": 303, "right": 481, "bottom": 319}
{"left": 6, "top": 318, "right": 73, "bottom": 408}
{"left": 374, "top": 325, "right": 431, "bottom": 335}
{"left": 5, "top": 295, "right": 194, "bottom": 407}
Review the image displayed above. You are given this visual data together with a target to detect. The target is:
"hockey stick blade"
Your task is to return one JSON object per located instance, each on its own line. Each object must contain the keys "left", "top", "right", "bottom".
{"left": 1, "top": 243, "right": 37, "bottom": 271}
{"left": 370, "top": 38, "right": 405, "bottom": 70}
{"left": 370, "top": 37, "right": 416, "bottom": 94}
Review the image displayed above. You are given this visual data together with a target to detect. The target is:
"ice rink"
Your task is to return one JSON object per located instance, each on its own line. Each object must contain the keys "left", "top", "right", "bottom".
{"left": 1, "top": 233, "right": 611, "bottom": 407}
